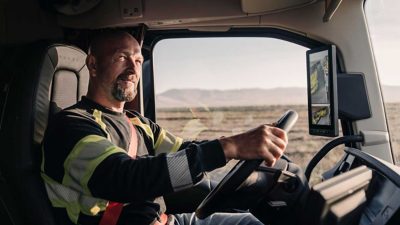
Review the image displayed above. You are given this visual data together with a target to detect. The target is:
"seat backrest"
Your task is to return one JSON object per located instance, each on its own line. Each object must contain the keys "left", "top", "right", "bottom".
{"left": 33, "top": 44, "right": 89, "bottom": 145}
{"left": 0, "top": 42, "right": 89, "bottom": 225}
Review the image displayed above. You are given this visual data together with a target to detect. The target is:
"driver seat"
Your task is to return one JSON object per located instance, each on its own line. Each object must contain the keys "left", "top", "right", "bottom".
{"left": 0, "top": 42, "right": 89, "bottom": 225}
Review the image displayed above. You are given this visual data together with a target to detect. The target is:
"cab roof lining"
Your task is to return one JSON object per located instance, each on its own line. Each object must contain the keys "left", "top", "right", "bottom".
{"left": 57, "top": 0, "right": 318, "bottom": 29}
{"left": 0, "top": 0, "right": 322, "bottom": 44}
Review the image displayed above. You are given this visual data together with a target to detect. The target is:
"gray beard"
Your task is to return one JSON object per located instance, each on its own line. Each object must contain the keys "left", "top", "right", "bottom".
{"left": 112, "top": 82, "right": 136, "bottom": 102}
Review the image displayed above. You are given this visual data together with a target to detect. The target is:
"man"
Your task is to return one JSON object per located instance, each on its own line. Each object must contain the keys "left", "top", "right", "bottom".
{"left": 41, "top": 30, "right": 288, "bottom": 225}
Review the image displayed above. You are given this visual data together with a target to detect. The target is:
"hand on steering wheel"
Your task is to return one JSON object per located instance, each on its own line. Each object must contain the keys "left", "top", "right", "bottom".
{"left": 195, "top": 110, "right": 298, "bottom": 219}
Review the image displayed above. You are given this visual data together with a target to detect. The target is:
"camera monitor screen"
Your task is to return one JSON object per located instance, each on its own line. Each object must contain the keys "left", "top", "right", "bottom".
{"left": 307, "top": 45, "right": 338, "bottom": 137}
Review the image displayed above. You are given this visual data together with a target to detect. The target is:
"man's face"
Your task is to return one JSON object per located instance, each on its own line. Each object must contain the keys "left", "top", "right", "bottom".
{"left": 94, "top": 34, "right": 144, "bottom": 102}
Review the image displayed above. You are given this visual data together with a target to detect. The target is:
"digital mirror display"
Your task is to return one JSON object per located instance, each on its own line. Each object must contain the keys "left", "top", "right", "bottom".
{"left": 307, "top": 45, "right": 338, "bottom": 137}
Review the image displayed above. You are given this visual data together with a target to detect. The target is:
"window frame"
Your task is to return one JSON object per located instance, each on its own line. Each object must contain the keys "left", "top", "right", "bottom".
{"left": 363, "top": 0, "right": 400, "bottom": 164}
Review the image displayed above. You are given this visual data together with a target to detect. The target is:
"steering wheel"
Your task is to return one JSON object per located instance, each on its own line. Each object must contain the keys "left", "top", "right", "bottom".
{"left": 195, "top": 110, "right": 298, "bottom": 219}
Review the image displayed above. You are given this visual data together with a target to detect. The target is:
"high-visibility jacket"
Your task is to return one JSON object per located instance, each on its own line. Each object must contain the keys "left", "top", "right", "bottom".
{"left": 41, "top": 97, "right": 226, "bottom": 225}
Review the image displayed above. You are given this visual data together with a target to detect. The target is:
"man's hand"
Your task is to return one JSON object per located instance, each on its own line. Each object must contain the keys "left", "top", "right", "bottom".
{"left": 219, "top": 125, "right": 288, "bottom": 167}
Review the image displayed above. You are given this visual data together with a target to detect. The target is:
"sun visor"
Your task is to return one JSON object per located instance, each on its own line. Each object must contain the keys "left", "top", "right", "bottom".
{"left": 241, "top": 0, "right": 316, "bottom": 14}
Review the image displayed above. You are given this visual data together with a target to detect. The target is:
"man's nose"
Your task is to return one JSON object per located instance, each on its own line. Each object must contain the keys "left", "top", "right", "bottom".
{"left": 126, "top": 56, "right": 136, "bottom": 68}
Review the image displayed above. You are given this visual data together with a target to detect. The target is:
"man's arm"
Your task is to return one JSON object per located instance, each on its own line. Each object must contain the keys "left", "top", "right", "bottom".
{"left": 88, "top": 124, "right": 287, "bottom": 203}
{"left": 88, "top": 139, "right": 226, "bottom": 202}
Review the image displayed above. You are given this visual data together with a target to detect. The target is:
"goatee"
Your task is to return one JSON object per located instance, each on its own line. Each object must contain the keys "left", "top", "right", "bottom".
{"left": 112, "top": 82, "right": 136, "bottom": 102}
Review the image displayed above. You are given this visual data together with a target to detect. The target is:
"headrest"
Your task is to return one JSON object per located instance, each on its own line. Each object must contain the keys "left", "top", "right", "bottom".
{"left": 33, "top": 44, "right": 89, "bottom": 145}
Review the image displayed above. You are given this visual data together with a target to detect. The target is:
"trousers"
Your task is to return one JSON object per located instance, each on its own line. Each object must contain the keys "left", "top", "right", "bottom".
{"left": 170, "top": 212, "right": 263, "bottom": 225}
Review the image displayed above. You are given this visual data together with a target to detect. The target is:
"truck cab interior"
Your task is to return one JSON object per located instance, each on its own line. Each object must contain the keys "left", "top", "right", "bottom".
{"left": 0, "top": 0, "right": 399, "bottom": 225}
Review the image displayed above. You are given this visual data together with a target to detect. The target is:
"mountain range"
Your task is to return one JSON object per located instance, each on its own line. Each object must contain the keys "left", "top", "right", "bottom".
{"left": 156, "top": 85, "right": 400, "bottom": 108}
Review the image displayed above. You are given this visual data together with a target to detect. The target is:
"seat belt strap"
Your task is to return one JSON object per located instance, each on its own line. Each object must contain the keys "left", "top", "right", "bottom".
{"left": 153, "top": 213, "right": 169, "bottom": 225}
{"left": 99, "top": 116, "right": 138, "bottom": 225}
{"left": 125, "top": 116, "right": 137, "bottom": 158}
{"left": 99, "top": 202, "right": 124, "bottom": 225}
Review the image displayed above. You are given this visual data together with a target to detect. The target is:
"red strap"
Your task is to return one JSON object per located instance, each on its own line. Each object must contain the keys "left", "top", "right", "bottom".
{"left": 153, "top": 213, "right": 169, "bottom": 225}
{"left": 98, "top": 202, "right": 123, "bottom": 225}
{"left": 99, "top": 116, "right": 138, "bottom": 225}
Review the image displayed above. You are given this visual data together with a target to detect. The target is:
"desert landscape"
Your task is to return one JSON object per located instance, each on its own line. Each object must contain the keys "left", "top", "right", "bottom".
{"left": 156, "top": 105, "right": 344, "bottom": 185}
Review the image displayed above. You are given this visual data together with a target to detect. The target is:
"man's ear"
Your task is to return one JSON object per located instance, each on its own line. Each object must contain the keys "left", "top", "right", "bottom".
{"left": 86, "top": 55, "right": 97, "bottom": 77}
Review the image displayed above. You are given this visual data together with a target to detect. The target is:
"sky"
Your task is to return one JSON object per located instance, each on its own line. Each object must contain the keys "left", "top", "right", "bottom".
{"left": 152, "top": 0, "right": 400, "bottom": 94}
{"left": 365, "top": 0, "right": 400, "bottom": 86}
{"left": 153, "top": 38, "right": 308, "bottom": 93}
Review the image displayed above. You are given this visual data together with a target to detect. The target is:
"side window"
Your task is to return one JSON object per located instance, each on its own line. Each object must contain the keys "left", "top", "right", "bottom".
{"left": 365, "top": 0, "right": 400, "bottom": 165}
{"left": 152, "top": 37, "right": 343, "bottom": 184}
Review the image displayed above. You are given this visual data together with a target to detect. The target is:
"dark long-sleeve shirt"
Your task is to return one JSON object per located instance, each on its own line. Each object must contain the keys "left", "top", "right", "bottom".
{"left": 41, "top": 97, "right": 226, "bottom": 225}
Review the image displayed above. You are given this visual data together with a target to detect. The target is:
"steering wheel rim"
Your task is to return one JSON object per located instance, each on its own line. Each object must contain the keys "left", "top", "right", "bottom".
{"left": 195, "top": 110, "right": 298, "bottom": 219}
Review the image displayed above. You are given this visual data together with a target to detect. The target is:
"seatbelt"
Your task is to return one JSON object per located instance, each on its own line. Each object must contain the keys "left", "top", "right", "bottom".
{"left": 125, "top": 116, "right": 138, "bottom": 158}
{"left": 98, "top": 202, "right": 124, "bottom": 225}
{"left": 98, "top": 116, "right": 138, "bottom": 225}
